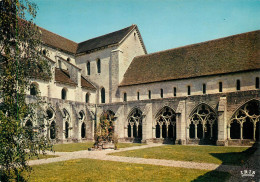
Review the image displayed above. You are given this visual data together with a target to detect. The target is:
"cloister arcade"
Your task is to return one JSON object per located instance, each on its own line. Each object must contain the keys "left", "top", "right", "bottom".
{"left": 154, "top": 106, "right": 176, "bottom": 140}
{"left": 188, "top": 104, "right": 218, "bottom": 142}
{"left": 127, "top": 108, "right": 143, "bottom": 140}
{"left": 228, "top": 100, "right": 260, "bottom": 141}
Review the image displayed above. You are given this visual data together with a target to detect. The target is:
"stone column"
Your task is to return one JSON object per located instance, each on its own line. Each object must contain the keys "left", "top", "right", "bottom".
{"left": 195, "top": 124, "right": 198, "bottom": 139}
{"left": 240, "top": 124, "right": 243, "bottom": 139}
{"left": 202, "top": 124, "right": 205, "bottom": 139}
{"left": 253, "top": 124, "right": 256, "bottom": 141}
{"left": 166, "top": 125, "right": 168, "bottom": 138}
{"left": 227, "top": 125, "right": 230, "bottom": 140}
{"left": 186, "top": 126, "right": 189, "bottom": 139}
{"left": 160, "top": 125, "right": 162, "bottom": 139}
{"left": 210, "top": 125, "right": 213, "bottom": 139}
{"left": 136, "top": 124, "right": 139, "bottom": 138}
{"left": 131, "top": 125, "right": 133, "bottom": 138}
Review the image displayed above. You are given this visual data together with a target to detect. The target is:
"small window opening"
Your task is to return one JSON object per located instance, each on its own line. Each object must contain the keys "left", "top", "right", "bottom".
{"left": 97, "top": 59, "right": 101, "bottom": 73}
{"left": 236, "top": 80, "right": 240, "bottom": 91}
{"left": 124, "top": 92, "right": 127, "bottom": 102}
{"left": 101, "top": 88, "right": 105, "bottom": 103}
{"left": 61, "top": 88, "right": 67, "bottom": 100}
{"left": 86, "top": 93, "right": 89, "bottom": 103}
{"left": 67, "top": 58, "right": 70, "bottom": 62}
{"left": 42, "top": 49, "right": 46, "bottom": 55}
{"left": 203, "top": 84, "right": 206, "bottom": 94}
{"left": 137, "top": 92, "right": 140, "bottom": 100}
{"left": 87, "top": 61, "right": 90, "bottom": 75}
{"left": 256, "top": 77, "right": 259, "bottom": 89}
{"left": 30, "top": 83, "right": 37, "bottom": 96}
{"left": 219, "top": 82, "right": 223, "bottom": 92}
{"left": 148, "top": 90, "right": 151, "bottom": 99}
{"left": 160, "top": 89, "right": 163, "bottom": 98}
{"left": 187, "top": 86, "right": 191, "bottom": 96}
{"left": 173, "top": 87, "right": 177, "bottom": 97}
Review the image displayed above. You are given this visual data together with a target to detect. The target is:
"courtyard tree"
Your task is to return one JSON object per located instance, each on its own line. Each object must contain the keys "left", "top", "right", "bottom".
{"left": 0, "top": 0, "right": 52, "bottom": 181}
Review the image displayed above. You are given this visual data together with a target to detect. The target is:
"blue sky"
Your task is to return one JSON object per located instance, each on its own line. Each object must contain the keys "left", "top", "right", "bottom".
{"left": 33, "top": 0, "right": 260, "bottom": 53}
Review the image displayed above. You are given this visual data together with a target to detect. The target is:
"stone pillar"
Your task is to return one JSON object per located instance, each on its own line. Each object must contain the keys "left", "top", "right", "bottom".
{"left": 176, "top": 100, "right": 186, "bottom": 144}
{"left": 166, "top": 125, "right": 168, "bottom": 138}
{"left": 217, "top": 97, "right": 227, "bottom": 146}
{"left": 253, "top": 124, "right": 256, "bottom": 141}
{"left": 227, "top": 125, "right": 230, "bottom": 140}
{"left": 131, "top": 125, "right": 133, "bottom": 138}
{"left": 210, "top": 125, "right": 213, "bottom": 139}
{"left": 202, "top": 124, "right": 205, "bottom": 139}
{"left": 186, "top": 126, "right": 190, "bottom": 139}
{"left": 160, "top": 125, "right": 162, "bottom": 139}
{"left": 240, "top": 124, "right": 243, "bottom": 139}
{"left": 195, "top": 124, "right": 198, "bottom": 139}
{"left": 136, "top": 124, "right": 139, "bottom": 138}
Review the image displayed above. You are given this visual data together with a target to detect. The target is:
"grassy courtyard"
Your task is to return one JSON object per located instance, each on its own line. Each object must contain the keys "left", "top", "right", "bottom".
{"left": 109, "top": 145, "right": 255, "bottom": 165}
{"left": 24, "top": 158, "right": 230, "bottom": 182}
{"left": 51, "top": 142, "right": 145, "bottom": 152}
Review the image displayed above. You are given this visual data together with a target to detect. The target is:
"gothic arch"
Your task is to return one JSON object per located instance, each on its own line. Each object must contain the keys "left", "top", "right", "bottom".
{"left": 228, "top": 99, "right": 260, "bottom": 140}
{"left": 189, "top": 103, "right": 218, "bottom": 140}
{"left": 63, "top": 108, "right": 71, "bottom": 139}
{"left": 127, "top": 107, "right": 143, "bottom": 139}
{"left": 155, "top": 106, "right": 176, "bottom": 139}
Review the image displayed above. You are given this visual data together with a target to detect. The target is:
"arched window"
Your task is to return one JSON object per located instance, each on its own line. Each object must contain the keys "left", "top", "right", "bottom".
{"left": 189, "top": 104, "right": 217, "bottom": 141}
{"left": 30, "top": 83, "right": 38, "bottom": 96}
{"left": 160, "top": 89, "right": 163, "bottom": 98}
{"left": 61, "top": 88, "right": 67, "bottom": 100}
{"left": 85, "top": 93, "right": 90, "bottom": 103}
{"left": 236, "top": 80, "right": 240, "bottom": 91}
{"left": 229, "top": 100, "right": 259, "bottom": 140}
{"left": 50, "top": 121, "right": 56, "bottom": 139}
{"left": 81, "top": 123, "right": 86, "bottom": 138}
{"left": 97, "top": 59, "right": 101, "bottom": 73}
{"left": 42, "top": 49, "right": 46, "bottom": 55}
{"left": 124, "top": 92, "right": 127, "bottom": 102}
{"left": 155, "top": 107, "right": 176, "bottom": 139}
{"left": 87, "top": 61, "right": 90, "bottom": 75}
{"left": 101, "top": 88, "right": 105, "bottom": 103}
{"left": 128, "top": 108, "right": 143, "bottom": 140}
{"left": 65, "top": 121, "right": 69, "bottom": 139}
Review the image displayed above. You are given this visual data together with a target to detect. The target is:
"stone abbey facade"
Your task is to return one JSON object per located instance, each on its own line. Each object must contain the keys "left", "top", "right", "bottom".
{"left": 27, "top": 25, "right": 260, "bottom": 146}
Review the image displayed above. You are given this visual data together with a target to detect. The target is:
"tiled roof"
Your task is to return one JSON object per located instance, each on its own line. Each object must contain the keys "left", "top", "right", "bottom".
{"left": 76, "top": 25, "right": 136, "bottom": 54}
{"left": 55, "top": 68, "right": 77, "bottom": 86}
{"left": 40, "top": 27, "right": 78, "bottom": 54}
{"left": 81, "top": 76, "right": 96, "bottom": 90}
{"left": 120, "top": 30, "right": 260, "bottom": 86}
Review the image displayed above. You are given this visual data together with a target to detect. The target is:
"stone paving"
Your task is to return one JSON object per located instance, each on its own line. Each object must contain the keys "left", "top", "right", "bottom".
{"left": 28, "top": 143, "right": 259, "bottom": 181}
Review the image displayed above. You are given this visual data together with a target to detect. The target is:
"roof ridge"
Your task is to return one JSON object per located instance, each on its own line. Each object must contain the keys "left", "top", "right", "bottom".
{"left": 134, "top": 29, "right": 260, "bottom": 59}
{"left": 78, "top": 24, "right": 135, "bottom": 44}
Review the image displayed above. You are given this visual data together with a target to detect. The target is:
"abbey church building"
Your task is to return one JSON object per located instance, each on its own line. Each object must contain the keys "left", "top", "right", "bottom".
{"left": 27, "top": 24, "right": 260, "bottom": 146}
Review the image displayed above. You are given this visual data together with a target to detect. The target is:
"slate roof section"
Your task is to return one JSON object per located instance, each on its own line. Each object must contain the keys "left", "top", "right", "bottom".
{"left": 81, "top": 76, "right": 96, "bottom": 90}
{"left": 40, "top": 27, "right": 78, "bottom": 54}
{"left": 55, "top": 68, "right": 77, "bottom": 86}
{"left": 76, "top": 25, "right": 136, "bottom": 54}
{"left": 120, "top": 30, "right": 260, "bottom": 86}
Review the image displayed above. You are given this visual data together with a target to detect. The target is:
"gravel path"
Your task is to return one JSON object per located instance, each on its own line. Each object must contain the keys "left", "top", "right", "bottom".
{"left": 28, "top": 143, "right": 244, "bottom": 173}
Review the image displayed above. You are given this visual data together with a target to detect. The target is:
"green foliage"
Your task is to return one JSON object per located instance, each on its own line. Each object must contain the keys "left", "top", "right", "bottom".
{"left": 94, "top": 111, "right": 118, "bottom": 148}
{"left": 0, "top": 0, "right": 52, "bottom": 181}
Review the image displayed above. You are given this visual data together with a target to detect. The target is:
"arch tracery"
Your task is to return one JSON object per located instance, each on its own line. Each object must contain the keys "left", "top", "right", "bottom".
{"left": 127, "top": 108, "right": 143, "bottom": 139}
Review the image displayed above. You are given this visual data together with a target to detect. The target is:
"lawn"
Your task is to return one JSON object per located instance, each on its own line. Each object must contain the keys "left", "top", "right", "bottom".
{"left": 52, "top": 142, "right": 145, "bottom": 152}
{"left": 24, "top": 158, "right": 230, "bottom": 182}
{"left": 109, "top": 145, "right": 256, "bottom": 165}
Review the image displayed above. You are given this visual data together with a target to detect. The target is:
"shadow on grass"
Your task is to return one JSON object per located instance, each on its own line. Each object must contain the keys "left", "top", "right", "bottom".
{"left": 192, "top": 142, "right": 258, "bottom": 182}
